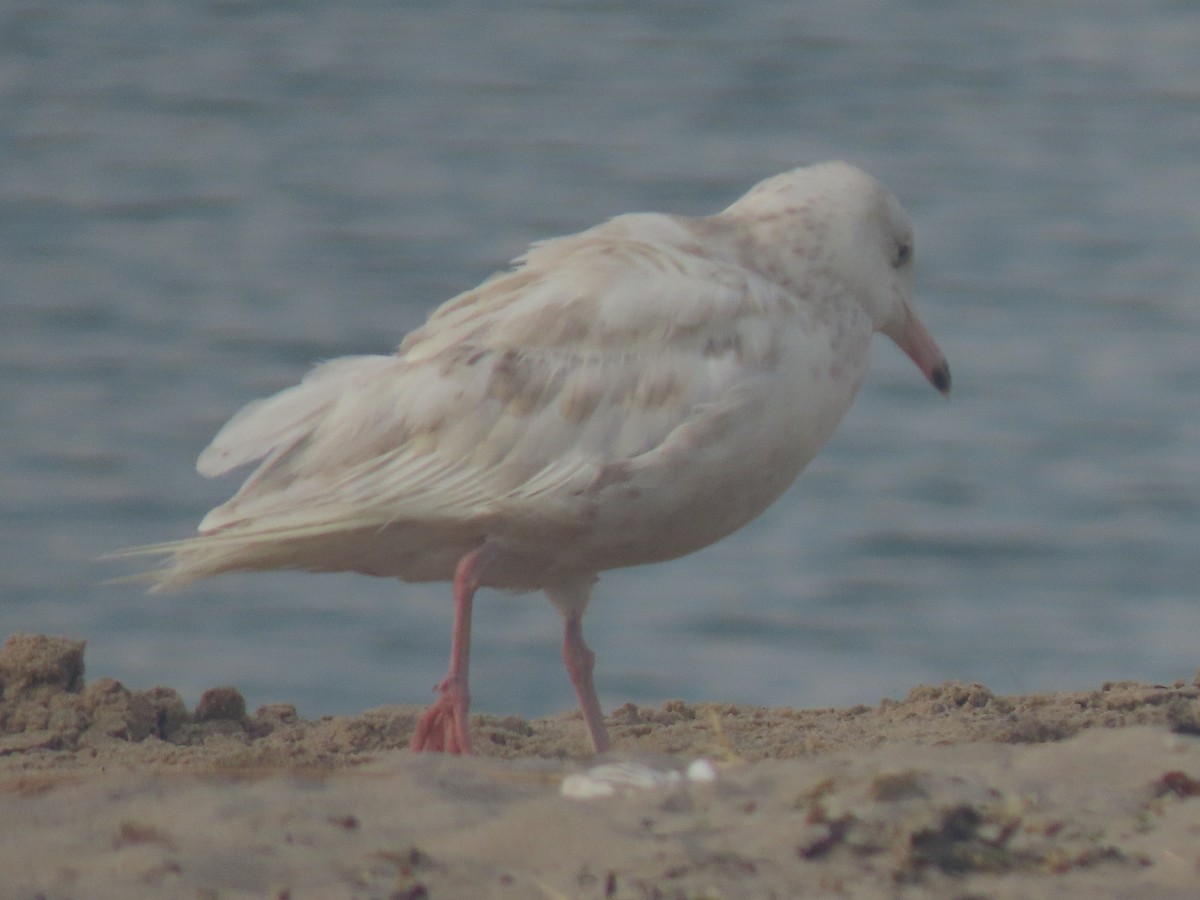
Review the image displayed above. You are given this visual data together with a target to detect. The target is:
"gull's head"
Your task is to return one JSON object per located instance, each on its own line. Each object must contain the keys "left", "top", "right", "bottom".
{"left": 725, "top": 161, "right": 950, "bottom": 396}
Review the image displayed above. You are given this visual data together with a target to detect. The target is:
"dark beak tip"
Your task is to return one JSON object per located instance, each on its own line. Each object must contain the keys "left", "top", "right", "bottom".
{"left": 931, "top": 360, "right": 952, "bottom": 396}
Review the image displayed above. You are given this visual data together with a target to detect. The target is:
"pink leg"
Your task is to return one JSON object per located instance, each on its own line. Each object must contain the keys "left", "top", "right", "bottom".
{"left": 562, "top": 612, "right": 610, "bottom": 754}
{"left": 410, "top": 546, "right": 492, "bottom": 754}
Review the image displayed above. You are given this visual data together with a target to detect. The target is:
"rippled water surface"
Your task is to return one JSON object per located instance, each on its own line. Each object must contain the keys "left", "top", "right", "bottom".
{"left": 4, "top": 1, "right": 1200, "bottom": 717}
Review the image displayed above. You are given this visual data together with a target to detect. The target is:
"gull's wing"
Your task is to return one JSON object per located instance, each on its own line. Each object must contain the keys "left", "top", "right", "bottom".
{"left": 198, "top": 214, "right": 799, "bottom": 534}
{"left": 132, "top": 214, "right": 808, "bottom": 587}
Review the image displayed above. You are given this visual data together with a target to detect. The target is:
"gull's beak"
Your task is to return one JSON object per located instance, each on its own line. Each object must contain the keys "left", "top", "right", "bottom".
{"left": 887, "top": 303, "right": 951, "bottom": 396}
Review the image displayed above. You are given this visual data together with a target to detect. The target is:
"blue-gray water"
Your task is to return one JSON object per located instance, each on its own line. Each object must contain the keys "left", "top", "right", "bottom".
{"left": 4, "top": 1, "right": 1199, "bottom": 720}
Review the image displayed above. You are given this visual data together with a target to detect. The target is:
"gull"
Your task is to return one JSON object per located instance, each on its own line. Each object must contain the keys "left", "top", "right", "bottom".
{"left": 128, "top": 161, "right": 950, "bottom": 755}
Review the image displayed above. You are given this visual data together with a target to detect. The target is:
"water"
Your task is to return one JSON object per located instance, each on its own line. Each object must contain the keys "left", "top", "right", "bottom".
{"left": 4, "top": 1, "right": 1199, "bottom": 719}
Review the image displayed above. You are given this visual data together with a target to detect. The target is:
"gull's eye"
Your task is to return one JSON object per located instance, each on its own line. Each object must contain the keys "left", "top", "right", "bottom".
{"left": 892, "top": 240, "right": 913, "bottom": 269}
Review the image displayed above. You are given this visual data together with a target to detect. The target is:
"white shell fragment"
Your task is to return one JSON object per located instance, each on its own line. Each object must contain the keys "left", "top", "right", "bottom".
{"left": 561, "top": 759, "right": 718, "bottom": 799}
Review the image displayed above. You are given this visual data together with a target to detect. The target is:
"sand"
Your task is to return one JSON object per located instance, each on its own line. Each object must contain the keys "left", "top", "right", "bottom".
{"left": 2, "top": 632, "right": 1199, "bottom": 899}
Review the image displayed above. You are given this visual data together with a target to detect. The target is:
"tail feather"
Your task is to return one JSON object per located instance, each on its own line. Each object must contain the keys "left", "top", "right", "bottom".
{"left": 107, "top": 519, "right": 376, "bottom": 593}
{"left": 106, "top": 532, "right": 302, "bottom": 593}
{"left": 107, "top": 511, "right": 473, "bottom": 591}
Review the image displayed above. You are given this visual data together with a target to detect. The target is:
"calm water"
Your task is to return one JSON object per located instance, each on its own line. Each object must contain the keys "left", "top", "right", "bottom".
{"left": 4, "top": 1, "right": 1199, "bottom": 719}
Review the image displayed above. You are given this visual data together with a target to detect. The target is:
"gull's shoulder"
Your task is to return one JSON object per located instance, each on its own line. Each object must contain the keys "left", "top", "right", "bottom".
{"left": 397, "top": 212, "right": 796, "bottom": 363}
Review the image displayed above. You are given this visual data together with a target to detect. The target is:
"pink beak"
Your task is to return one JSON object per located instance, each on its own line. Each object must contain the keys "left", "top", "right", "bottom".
{"left": 888, "top": 304, "right": 951, "bottom": 396}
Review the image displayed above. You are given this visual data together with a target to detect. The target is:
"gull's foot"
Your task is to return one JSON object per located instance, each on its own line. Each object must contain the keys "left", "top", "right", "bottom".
{"left": 409, "top": 678, "right": 473, "bottom": 754}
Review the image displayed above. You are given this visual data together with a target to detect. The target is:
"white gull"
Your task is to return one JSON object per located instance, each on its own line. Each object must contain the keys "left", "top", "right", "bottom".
{"left": 129, "top": 161, "right": 950, "bottom": 755}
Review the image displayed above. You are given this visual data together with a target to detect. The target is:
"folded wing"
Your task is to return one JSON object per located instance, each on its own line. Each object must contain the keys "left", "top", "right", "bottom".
{"left": 137, "top": 213, "right": 799, "bottom": 585}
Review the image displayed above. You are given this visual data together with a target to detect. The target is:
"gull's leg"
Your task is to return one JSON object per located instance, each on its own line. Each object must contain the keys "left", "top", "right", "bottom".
{"left": 562, "top": 611, "right": 610, "bottom": 753}
{"left": 410, "top": 545, "right": 493, "bottom": 754}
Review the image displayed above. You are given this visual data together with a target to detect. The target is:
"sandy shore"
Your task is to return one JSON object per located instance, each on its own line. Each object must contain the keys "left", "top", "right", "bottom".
{"left": 2, "top": 632, "right": 1199, "bottom": 898}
